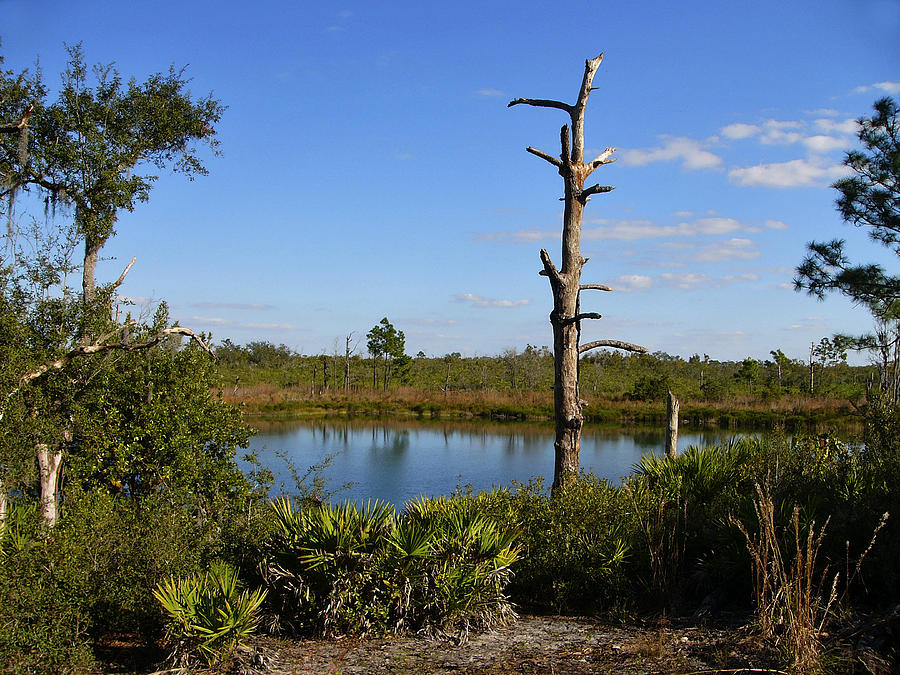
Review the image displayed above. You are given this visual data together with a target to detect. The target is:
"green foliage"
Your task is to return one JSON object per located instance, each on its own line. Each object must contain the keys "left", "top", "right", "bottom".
{"left": 25, "top": 44, "right": 223, "bottom": 258}
{"left": 796, "top": 97, "right": 900, "bottom": 305}
{"left": 473, "top": 477, "right": 631, "bottom": 613}
{"left": 154, "top": 561, "right": 267, "bottom": 668}
{"left": 0, "top": 524, "right": 97, "bottom": 672}
{"left": 263, "top": 495, "right": 520, "bottom": 636}
{"left": 366, "top": 317, "right": 407, "bottom": 390}
{"left": 629, "top": 373, "right": 670, "bottom": 401}
{"left": 70, "top": 307, "right": 253, "bottom": 500}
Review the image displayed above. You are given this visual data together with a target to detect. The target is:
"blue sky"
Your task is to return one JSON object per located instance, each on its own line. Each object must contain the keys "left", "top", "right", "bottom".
{"left": 2, "top": 0, "right": 898, "bottom": 362}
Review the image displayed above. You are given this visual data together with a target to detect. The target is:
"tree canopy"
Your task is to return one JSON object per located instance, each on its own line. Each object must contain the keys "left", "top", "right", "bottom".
{"left": 795, "top": 97, "right": 900, "bottom": 307}
{"left": 2, "top": 44, "right": 223, "bottom": 308}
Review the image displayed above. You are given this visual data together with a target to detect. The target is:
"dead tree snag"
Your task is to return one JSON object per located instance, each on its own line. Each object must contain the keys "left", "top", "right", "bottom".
{"left": 510, "top": 54, "right": 647, "bottom": 492}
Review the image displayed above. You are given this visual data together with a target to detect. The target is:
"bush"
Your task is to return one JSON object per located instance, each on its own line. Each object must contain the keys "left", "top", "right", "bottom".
{"left": 0, "top": 503, "right": 96, "bottom": 672}
{"left": 475, "top": 476, "right": 632, "bottom": 613}
{"left": 262, "top": 495, "right": 520, "bottom": 636}
{"left": 154, "top": 561, "right": 267, "bottom": 668}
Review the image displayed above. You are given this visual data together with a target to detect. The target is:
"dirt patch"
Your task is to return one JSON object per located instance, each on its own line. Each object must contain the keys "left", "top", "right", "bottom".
{"left": 254, "top": 614, "right": 780, "bottom": 674}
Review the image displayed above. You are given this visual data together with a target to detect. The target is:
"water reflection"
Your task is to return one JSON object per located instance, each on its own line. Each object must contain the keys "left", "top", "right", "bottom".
{"left": 247, "top": 418, "right": 752, "bottom": 507}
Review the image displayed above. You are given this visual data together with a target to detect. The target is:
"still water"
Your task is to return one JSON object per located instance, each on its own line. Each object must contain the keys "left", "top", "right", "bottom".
{"left": 248, "top": 419, "right": 751, "bottom": 507}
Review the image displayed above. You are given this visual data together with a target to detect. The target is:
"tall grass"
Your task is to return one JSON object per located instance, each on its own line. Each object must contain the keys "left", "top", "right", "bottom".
{"left": 735, "top": 484, "right": 838, "bottom": 672}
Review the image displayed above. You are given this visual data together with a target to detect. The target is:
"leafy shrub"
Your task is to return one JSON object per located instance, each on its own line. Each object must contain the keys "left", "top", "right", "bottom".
{"left": 154, "top": 561, "right": 267, "bottom": 668}
{"left": 0, "top": 503, "right": 96, "bottom": 672}
{"left": 475, "top": 476, "right": 632, "bottom": 613}
{"left": 263, "top": 495, "right": 519, "bottom": 636}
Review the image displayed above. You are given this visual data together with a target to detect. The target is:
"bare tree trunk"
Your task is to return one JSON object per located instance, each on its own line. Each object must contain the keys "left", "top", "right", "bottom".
{"left": 0, "top": 479, "right": 7, "bottom": 532}
{"left": 82, "top": 232, "right": 101, "bottom": 311}
{"left": 809, "top": 342, "right": 815, "bottom": 395}
{"left": 665, "top": 390, "right": 679, "bottom": 459}
{"left": 344, "top": 333, "right": 354, "bottom": 392}
{"left": 37, "top": 442, "right": 64, "bottom": 528}
{"left": 510, "top": 55, "right": 647, "bottom": 493}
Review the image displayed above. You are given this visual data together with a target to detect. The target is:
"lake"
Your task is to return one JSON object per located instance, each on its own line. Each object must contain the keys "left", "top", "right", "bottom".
{"left": 247, "top": 418, "right": 752, "bottom": 507}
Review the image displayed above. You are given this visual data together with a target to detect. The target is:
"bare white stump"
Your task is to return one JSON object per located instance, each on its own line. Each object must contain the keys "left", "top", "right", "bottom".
{"left": 665, "top": 390, "right": 679, "bottom": 460}
{"left": 0, "top": 480, "right": 7, "bottom": 532}
{"left": 37, "top": 444, "right": 63, "bottom": 528}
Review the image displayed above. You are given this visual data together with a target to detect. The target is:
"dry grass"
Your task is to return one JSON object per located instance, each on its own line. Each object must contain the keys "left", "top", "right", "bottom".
{"left": 734, "top": 484, "right": 838, "bottom": 672}
{"left": 216, "top": 384, "right": 857, "bottom": 435}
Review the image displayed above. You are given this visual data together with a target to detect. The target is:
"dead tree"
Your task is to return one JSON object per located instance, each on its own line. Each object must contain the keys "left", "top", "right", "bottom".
{"left": 509, "top": 54, "right": 647, "bottom": 492}
{"left": 665, "top": 390, "right": 679, "bottom": 459}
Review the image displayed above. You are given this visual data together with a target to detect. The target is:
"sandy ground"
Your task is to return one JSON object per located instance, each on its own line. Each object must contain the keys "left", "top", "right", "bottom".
{"left": 254, "top": 614, "right": 781, "bottom": 674}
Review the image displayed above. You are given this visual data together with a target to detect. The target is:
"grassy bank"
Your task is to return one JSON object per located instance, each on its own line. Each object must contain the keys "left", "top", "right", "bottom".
{"left": 221, "top": 384, "right": 859, "bottom": 432}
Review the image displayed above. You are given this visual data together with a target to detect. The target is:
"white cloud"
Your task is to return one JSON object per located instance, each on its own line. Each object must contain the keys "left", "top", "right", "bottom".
{"left": 721, "top": 123, "right": 761, "bottom": 139}
{"left": 764, "top": 219, "right": 789, "bottom": 230}
{"left": 729, "top": 158, "right": 849, "bottom": 188}
{"left": 620, "top": 136, "right": 722, "bottom": 170}
{"left": 691, "top": 217, "right": 743, "bottom": 235}
{"left": 483, "top": 215, "right": 759, "bottom": 245}
{"left": 759, "top": 120, "right": 804, "bottom": 145}
{"left": 659, "top": 272, "right": 712, "bottom": 290}
{"left": 693, "top": 238, "right": 759, "bottom": 262}
{"left": 609, "top": 274, "right": 654, "bottom": 291}
{"left": 583, "top": 216, "right": 742, "bottom": 241}
{"left": 874, "top": 81, "right": 900, "bottom": 95}
{"left": 802, "top": 134, "right": 849, "bottom": 154}
{"left": 814, "top": 117, "right": 859, "bottom": 135}
{"left": 453, "top": 293, "right": 530, "bottom": 308}
{"left": 855, "top": 81, "right": 900, "bottom": 95}
{"left": 476, "top": 88, "right": 505, "bottom": 97}
{"left": 610, "top": 270, "right": 760, "bottom": 292}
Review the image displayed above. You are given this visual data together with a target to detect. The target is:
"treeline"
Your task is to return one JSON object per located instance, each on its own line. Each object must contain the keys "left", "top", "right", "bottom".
{"left": 214, "top": 338, "right": 876, "bottom": 404}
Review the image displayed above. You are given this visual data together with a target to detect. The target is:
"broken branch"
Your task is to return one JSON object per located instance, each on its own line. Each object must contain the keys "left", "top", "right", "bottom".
{"left": 526, "top": 146, "right": 562, "bottom": 167}
{"left": 111, "top": 256, "right": 137, "bottom": 291}
{"left": 508, "top": 97, "right": 573, "bottom": 115}
{"left": 589, "top": 147, "right": 616, "bottom": 170}
{"left": 562, "top": 312, "right": 602, "bottom": 326}
{"left": 538, "top": 248, "right": 562, "bottom": 285}
{"left": 579, "top": 339, "right": 648, "bottom": 355}
{"left": 580, "top": 283, "right": 613, "bottom": 292}
{"left": 579, "top": 184, "right": 615, "bottom": 200}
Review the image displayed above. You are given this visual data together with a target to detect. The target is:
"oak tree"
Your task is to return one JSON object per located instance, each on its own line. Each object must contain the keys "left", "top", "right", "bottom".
{"left": 11, "top": 44, "right": 223, "bottom": 314}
